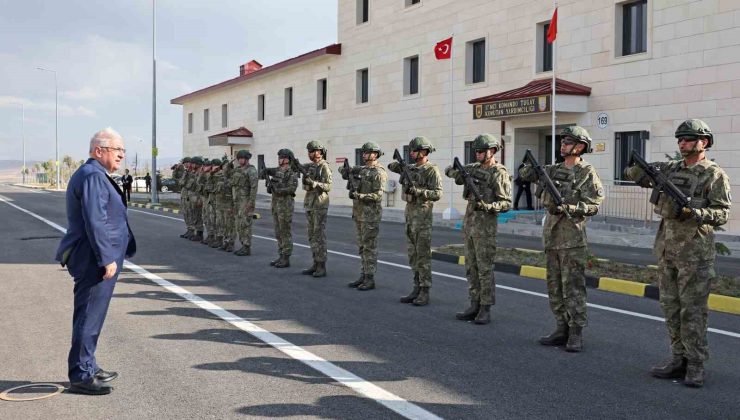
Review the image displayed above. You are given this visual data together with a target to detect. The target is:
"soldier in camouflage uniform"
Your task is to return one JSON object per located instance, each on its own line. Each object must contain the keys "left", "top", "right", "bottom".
{"left": 214, "top": 158, "right": 236, "bottom": 251}
{"left": 519, "top": 126, "right": 604, "bottom": 351}
{"left": 625, "top": 119, "right": 731, "bottom": 387}
{"left": 184, "top": 157, "right": 203, "bottom": 240}
{"left": 232, "top": 150, "right": 259, "bottom": 256}
{"left": 261, "top": 149, "right": 299, "bottom": 268}
{"left": 388, "top": 136, "right": 443, "bottom": 305}
{"left": 340, "top": 142, "right": 387, "bottom": 291}
{"left": 205, "top": 159, "right": 224, "bottom": 247}
{"left": 173, "top": 157, "right": 190, "bottom": 238}
{"left": 297, "top": 141, "right": 333, "bottom": 278}
{"left": 190, "top": 159, "right": 207, "bottom": 242}
{"left": 445, "top": 134, "right": 512, "bottom": 325}
{"left": 200, "top": 160, "right": 216, "bottom": 245}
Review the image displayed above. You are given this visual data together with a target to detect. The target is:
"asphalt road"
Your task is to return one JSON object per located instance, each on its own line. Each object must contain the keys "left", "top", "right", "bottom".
{"left": 1, "top": 184, "right": 738, "bottom": 419}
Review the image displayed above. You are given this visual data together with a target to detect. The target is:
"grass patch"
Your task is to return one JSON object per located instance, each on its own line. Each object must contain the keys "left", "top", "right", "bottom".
{"left": 434, "top": 244, "right": 740, "bottom": 298}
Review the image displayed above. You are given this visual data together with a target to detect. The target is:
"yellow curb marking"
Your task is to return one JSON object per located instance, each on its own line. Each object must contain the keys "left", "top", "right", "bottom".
{"left": 519, "top": 265, "right": 546, "bottom": 280}
{"left": 708, "top": 294, "right": 740, "bottom": 315}
{"left": 599, "top": 278, "right": 646, "bottom": 297}
{"left": 458, "top": 256, "right": 465, "bottom": 265}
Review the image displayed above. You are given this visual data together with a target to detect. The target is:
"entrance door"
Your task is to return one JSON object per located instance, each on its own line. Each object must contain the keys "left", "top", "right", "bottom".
{"left": 544, "top": 135, "right": 564, "bottom": 165}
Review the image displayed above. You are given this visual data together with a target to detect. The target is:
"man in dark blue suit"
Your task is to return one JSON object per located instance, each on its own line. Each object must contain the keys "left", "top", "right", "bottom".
{"left": 56, "top": 127, "right": 136, "bottom": 395}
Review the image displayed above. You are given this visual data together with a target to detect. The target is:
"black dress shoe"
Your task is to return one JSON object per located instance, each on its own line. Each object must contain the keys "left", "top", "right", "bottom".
{"left": 68, "top": 378, "right": 113, "bottom": 395}
{"left": 95, "top": 368, "right": 119, "bottom": 382}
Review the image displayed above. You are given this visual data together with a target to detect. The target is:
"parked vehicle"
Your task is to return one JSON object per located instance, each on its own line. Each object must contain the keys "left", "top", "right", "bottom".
{"left": 158, "top": 178, "right": 180, "bottom": 193}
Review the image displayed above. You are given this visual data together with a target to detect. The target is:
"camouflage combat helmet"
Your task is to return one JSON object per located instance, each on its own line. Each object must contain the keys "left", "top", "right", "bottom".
{"left": 191, "top": 156, "right": 203, "bottom": 165}
{"left": 181, "top": 156, "right": 192, "bottom": 163}
{"left": 560, "top": 126, "right": 593, "bottom": 154}
{"left": 409, "top": 136, "right": 436, "bottom": 153}
{"left": 675, "top": 119, "right": 713, "bottom": 148}
{"left": 472, "top": 134, "right": 501, "bottom": 151}
{"left": 236, "top": 149, "right": 252, "bottom": 159}
{"left": 306, "top": 140, "right": 327, "bottom": 157}
{"left": 361, "top": 141, "right": 384, "bottom": 157}
{"left": 277, "top": 148, "right": 295, "bottom": 160}
{"left": 210, "top": 158, "right": 222, "bottom": 166}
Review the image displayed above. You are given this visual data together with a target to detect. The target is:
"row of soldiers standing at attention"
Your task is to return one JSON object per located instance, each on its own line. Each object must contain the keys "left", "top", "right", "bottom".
{"left": 171, "top": 118, "right": 730, "bottom": 388}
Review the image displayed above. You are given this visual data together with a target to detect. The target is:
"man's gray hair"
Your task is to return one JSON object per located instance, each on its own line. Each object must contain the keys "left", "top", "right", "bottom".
{"left": 89, "top": 127, "right": 123, "bottom": 154}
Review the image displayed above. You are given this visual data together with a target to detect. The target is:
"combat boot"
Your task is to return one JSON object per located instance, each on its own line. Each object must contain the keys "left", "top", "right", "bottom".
{"left": 539, "top": 322, "right": 569, "bottom": 346}
{"left": 201, "top": 234, "right": 210, "bottom": 245}
{"left": 412, "top": 287, "right": 430, "bottom": 306}
{"left": 357, "top": 274, "right": 375, "bottom": 290}
{"left": 650, "top": 355, "right": 687, "bottom": 379}
{"left": 565, "top": 326, "right": 583, "bottom": 352}
{"left": 190, "top": 231, "right": 203, "bottom": 242}
{"left": 224, "top": 242, "right": 235, "bottom": 253}
{"left": 456, "top": 300, "right": 480, "bottom": 321}
{"left": 209, "top": 236, "right": 222, "bottom": 248}
{"left": 473, "top": 305, "right": 491, "bottom": 325}
{"left": 302, "top": 262, "right": 317, "bottom": 275}
{"left": 274, "top": 255, "right": 290, "bottom": 268}
{"left": 234, "top": 245, "right": 250, "bottom": 256}
{"left": 400, "top": 286, "right": 420, "bottom": 303}
{"left": 180, "top": 230, "right": 191, "bottom": 238}
{"left": 312, "top": 262, "right": 327, "bottom": 277}
{"left": 348, "top": 274, "right": 365, "bottom": 288}
{"left": 683, "top": 362, "right": 704, "bottom": 388}
{"left": 270, "top": 256, "right": 281, "bottom": 266}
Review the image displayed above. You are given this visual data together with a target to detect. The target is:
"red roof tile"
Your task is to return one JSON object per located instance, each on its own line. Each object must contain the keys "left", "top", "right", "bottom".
{"left": 171, "top": 44, "right": 342, "bottom": 104}
{"left": 469, "top": 78, "right": 591, "bottom": 104}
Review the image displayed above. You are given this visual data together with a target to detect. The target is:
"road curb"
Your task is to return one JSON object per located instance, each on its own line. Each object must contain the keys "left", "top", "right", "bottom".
{"left": 431, "top": 251, "right": 740, "bottom": 315}
{"left": 130, "top": 202, "right": 180, "bottom": 214}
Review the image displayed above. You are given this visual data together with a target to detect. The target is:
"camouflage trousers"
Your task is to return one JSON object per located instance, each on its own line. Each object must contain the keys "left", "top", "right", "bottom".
{"left": 181, "top": 190, "right": 190, "bottom": 230}
{"left": 204, "top": 196, "right": 216, "bottom": 237}
{"left": 659, "top": 258, "right": 713, "bottom": 363}
{"left": 234, "top": 197, "right": 254, "bottom": 247}
{"left": 190, "top": 194, "right": 203, "bottom": 232}
{"left": 271, "top": 197, "right": 294, "bottom": 256}
{"left": 545, "top": 247, "right": 589, "bottom": 328}
{"left": 405, "top": 213, "right": 433, "bottom": 288}
{"left": 305, "top": 209, "right": 328, "bottom": 263}
{"left": 355, "top": 219, "right": 380, "bottom": 275}
{"left": 463, "top": 222, "right": 497, "bottom": 306}
{"left": 215, "top": 200, "right": 235, "bottom": 244}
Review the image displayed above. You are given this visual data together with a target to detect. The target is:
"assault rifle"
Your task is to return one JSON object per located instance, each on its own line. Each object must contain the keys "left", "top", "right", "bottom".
{"left": 522, "top": 149, "right": 565, "bottom": 209}
{"left": 628, "top": 150, "right": 690, "bottom": 217}
{"left": 341, "top": 158, "right": 359, "bottom": 198}
{"left": 289, "top": 157, "right": 308, "bottom": 178}
{"left": 257, "top": 155, "right": 272, "bottom": 194}
{"left": 452, "top": 157, "right": 483, "bottom": 202}
{"left": 393, "top": 149, "right": 416, "bottom": 192}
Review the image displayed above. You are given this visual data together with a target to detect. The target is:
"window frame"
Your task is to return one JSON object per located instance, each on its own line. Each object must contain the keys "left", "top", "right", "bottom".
{"left": 466, "top": 38, "right": 486, "bottom": 84}
{"left": 187, "top": 112, "right": 193, "bottom": 134}
{"left": 464, "top": 141, "right": 475, "bottom": 164}
{"left": 622, "top": 0, "right": 647, "bottom": 56}
{"left": 614, "top": 130, "right": 649, "bottom": 183}
{"left": 257, "top": 94, "right": 265, "bottom": 121}
{"left": 357, "top": 68, "right": 369, "bottom": 104}
{"left": 355, "top": 148, "right": 364, "bottom": 166}
{"left": 203, "top": 108, "right": 209, "bottom": 131}
{"left": 404, "top": 55, "right": 420, "bottom": 96}
{"left": 284, "top": 87, "right": 293, "bottom": 117}
{"left": 356, "top": 0, "right": 369, "bottom": 24}
{"left": 221, "top": 104, "right": 228, "bottom": 128}
{"left": 317, "top": 78, "right": 328, "bottom": 111}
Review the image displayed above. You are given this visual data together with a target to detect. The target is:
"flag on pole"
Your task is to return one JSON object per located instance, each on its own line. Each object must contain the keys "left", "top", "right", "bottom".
{"left": 547, "top": 8, "right": 558, "bottom": 43}
{"left": 434, "top": 37, "right": 453, "bottom": 60}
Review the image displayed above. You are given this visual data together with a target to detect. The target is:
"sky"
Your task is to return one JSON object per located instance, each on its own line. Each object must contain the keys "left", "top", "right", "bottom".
{"left": 0, "top": 0, "right": 338, "bottom": 163}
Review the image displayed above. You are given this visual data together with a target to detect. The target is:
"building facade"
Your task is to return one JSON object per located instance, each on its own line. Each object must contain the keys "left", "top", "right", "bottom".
{"left": 172, "top": 0, "right": 740, "bottom": 232}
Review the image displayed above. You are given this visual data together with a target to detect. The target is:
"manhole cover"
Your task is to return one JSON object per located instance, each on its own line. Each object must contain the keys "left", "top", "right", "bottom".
{"left": 0, "top": 383, "right": 65, "bottom": 402}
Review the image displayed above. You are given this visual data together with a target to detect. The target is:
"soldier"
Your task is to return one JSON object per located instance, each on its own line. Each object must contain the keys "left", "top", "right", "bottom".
{"left": 624, "top": 119, "right": 731, "bottom": 387}
{"left": 215, "top": 158, "right": 236, "bottom": 251}
{"left": 232, "top": 150, "right": 259, "bottom": 256}
{"left": 519, "top": 126, "right": 604, "bottom": 351}
{"left": 340, "top": 142, "right": 388, "bottom": 291}
{"left": 199, "top": 160, "right": 215, "bottom": 245}
{"left": 297, "top": 140, "right": 333, "bottom": 277}
{"left": 388, "top": 136, "right": 443, "bottom": 305}
{"left": 184, "top": 157, "right": 203, "bottom": 239}
{"left": 261, "top": 149, "right": 299, "bottom": 268}
{"left": 176, "top": 157, "right": 192, "bottom": 239}
{"left": 190, "top": 159, "right": 207, "bottom": 242}
{"left": 205, "top": 159, "right": 223, "bottom": 247}
{"left": 445, "top": 134, "right": 512, "bottom": 325}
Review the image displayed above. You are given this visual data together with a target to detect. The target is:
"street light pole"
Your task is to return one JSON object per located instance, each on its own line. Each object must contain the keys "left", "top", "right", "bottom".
{"left": 21, "top": 104, "right": 25, "bottom": 184}
{"left": 150, "top": 0, "right": 159, "bottom": 203}
{"left": 37, "top": 67, "right": 59, "bottom": 189}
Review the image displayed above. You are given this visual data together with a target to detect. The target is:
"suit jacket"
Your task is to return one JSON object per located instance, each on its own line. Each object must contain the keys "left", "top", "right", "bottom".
{"left": 56, "top": 158, "right": 136, "bottom": 278}
{"left": 122, "top": 174, "right": 133, "bottom": 190}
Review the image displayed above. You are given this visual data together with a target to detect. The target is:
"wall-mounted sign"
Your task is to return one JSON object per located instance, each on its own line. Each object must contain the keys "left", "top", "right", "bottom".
{"left": 595, "top": 142, "right": 606, "bottom": 152}
{"left": 597, "top": 112, "right": 608, "bottom": 129}
{"left": 473, "top": 95, "right": 551, "bottom": 120}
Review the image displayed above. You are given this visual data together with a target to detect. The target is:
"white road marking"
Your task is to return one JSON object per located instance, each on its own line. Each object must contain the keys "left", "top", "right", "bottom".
{"left": 127, "top": 206, "right": 740, "bottom": 339}
{"left": 1, "top": 197, "right": 443, "bottom": 420}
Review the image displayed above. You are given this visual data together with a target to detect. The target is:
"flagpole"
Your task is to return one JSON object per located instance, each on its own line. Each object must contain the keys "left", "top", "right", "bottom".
{"left": 551, "top": 4, "right": 557, "bottom": 165}
{"left": 448, "top": 32, "right": 455, "bottom": 218}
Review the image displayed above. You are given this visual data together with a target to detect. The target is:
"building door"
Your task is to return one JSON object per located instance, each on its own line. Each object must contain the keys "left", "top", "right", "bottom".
{"left": 544, "top": 135, "right": 564, "bottom": 165}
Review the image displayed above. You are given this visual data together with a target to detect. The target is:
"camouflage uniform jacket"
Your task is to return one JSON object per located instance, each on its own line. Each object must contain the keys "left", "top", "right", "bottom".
{"left": 341, "top": 164, "right": 387, "bottom": 222}
{"left": 214, "top": 169, "right": 233, "bottom": 203}
{"left": 301, "top": 159, "right": 332, "bottom": 210}
{"left": 626, "top": 158, "right": 731, "bottom": 262}
{"left": 173, "top": 165, "right": 185, "bottom": 187}
{"left": 194, "top": 171, "right": 208, "bottom": 196}
{"left": 231, "top": 164, "right": 259, "bottom": 201}
{"left": 265, "top": 166, "right": 298, "bottom": 198}
{"left": 447, "top": 162, "right": 512, "bottom": 213}
{"left": 184, "top": 170, "right": 198, "bottom": 193}
{"left": 388, "top": 161, "right": 443, "bottom": 214}
{"left": 520, "top": 161, "right": 604, "bottom": 250}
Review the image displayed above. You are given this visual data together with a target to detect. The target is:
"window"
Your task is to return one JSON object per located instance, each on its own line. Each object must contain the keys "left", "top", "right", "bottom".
{"left": 203, "top": 108, "right": 209, "bottom": 131}
{"left": 536, "top": 22, "right": 553, "bottom": 72}
{"left": 355, "top": 148, "right": 363, "bottom": 166}
{"left": 405, "top": 0, "right": 420, "bottom": 7}
{"left": 221, "top": 104, "right": 228, "bottom": 128}
{"left": 357, "top": 68, "right": 369, "bottom": 104}
{"left": 257, "top": 94, "right": 265, "bottom": 121}
{"left": 464, "top": 141, "right": 475, "bottom": 164}
{"left": 284, "top": 87, "right": 293, "bottom": 117}
{"left": 620, "top": 0, "right": 647, "bottom": 56}
{"left": 317, "top": 78, "right": 328, "bottom": 110}
{"left": 466, "top": 39, "right": 486, "bottom": 84}
{"left": 404, "top": 55, "right": 419, "bottom": 96}
{"left": 357, "top": 0, "right": 369, "bottom": 24}
{"left": 403, "top": 145, "right": 411, "bottom": 163}
{"left": 187, "top": 112, "right": 193, "bottom": 134}
{"left": 615, "top": 131, "right": 649, "bottom": 182}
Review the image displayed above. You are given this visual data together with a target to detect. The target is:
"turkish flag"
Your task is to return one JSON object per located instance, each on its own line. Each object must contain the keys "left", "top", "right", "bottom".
{"left": 434, "top": 37, "right": 452, "bottom": 60}
{"left": 547, "top": 8, "right": 558, "bottom": 43}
